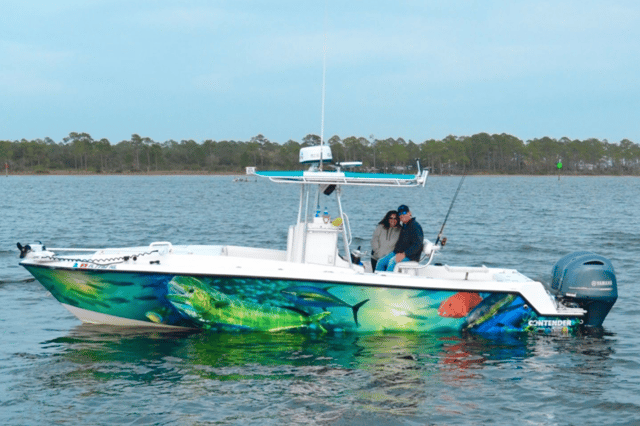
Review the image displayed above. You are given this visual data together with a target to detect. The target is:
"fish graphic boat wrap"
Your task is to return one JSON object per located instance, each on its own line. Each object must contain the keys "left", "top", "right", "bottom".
{"left": 22, "top": 265, "right": 583, "bottom": 334}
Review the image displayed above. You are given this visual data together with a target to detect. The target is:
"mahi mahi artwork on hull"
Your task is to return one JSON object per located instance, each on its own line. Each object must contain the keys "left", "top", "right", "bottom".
{"left": 166, "top": 276, "right": 332, "bottom": 332}
{"left": 22, "top": 265, "right": 583, "bottom": 334}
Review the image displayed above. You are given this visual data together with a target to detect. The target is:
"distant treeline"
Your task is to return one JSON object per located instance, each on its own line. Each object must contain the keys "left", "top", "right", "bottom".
{"left": 2, "top": 132, "right": 640, "bottom": 175}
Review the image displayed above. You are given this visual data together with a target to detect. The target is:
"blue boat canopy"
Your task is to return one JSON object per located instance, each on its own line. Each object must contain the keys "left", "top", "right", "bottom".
{"left": 250, "top": 169, "right": 428, "bottom": 187}
{"left": 247, "top": 146, "right": 427, "bottom": 187}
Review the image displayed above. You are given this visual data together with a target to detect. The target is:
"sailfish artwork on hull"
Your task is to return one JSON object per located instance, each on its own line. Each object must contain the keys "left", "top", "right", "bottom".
{"left": 16, "top": 145, "right": 618, "bottom": 336}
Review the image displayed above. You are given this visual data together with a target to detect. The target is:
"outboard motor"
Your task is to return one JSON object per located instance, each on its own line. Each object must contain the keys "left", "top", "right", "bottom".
{"left": 550, "top": 252, "right": 617, "bottom": 328}
{"left": 17, "top": 242, "right": 32, "bottom": 258}
{"left": 17, "top": 242, "right": 49, "bottom": 259}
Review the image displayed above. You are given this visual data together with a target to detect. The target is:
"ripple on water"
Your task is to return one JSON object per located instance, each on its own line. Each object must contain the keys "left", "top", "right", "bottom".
{"left": 1, "top": 176, "right": 640, "bottom": 424}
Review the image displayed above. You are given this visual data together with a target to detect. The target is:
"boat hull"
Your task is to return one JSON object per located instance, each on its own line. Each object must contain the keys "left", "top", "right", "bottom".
{"left": 24, "top": 264, "right": 583, "bottom": 335}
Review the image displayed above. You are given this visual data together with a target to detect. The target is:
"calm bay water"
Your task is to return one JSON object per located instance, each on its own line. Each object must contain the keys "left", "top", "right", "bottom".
{"left": 1, "top": 175, "right": 639, "bottom": 425}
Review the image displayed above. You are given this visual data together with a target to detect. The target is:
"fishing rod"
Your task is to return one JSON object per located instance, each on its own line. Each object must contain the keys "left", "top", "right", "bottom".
{"left": 434, "top": 174, "right": 466, "bottom": 246}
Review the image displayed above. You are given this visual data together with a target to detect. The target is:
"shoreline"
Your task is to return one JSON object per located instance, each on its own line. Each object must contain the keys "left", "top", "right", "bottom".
{"left": 3, "top": 171, "right": 638, "bottom": 178}
{"left": 3, "top": 170, "right": 243, "bottom": 176}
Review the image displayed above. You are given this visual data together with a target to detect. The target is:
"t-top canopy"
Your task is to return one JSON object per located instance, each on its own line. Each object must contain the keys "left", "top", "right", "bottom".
{"left": 250, "top": 169, "right": 428, "bottom": 187}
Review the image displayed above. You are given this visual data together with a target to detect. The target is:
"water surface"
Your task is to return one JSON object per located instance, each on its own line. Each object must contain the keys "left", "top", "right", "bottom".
{"left": 1, "top": 175, "right": 639, "bottom": 425}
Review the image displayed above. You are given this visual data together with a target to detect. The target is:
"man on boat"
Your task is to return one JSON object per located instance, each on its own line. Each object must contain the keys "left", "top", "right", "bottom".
{"left": 375, "top": 205, "right": 424, "bottom": 272}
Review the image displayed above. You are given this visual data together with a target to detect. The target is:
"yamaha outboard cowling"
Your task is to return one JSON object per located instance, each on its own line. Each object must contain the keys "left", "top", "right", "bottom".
{"left": 550, "top": 252, "right": 617, "bottom": 328}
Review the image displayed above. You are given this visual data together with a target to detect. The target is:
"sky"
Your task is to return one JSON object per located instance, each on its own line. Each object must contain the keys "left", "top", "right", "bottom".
{"left": 1, "top": 1, "right": 639, "bottom": 145}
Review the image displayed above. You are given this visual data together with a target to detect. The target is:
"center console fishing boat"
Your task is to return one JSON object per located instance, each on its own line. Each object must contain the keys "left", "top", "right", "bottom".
{"left": 18, "top": 146, "right": 617, "bottom": 334}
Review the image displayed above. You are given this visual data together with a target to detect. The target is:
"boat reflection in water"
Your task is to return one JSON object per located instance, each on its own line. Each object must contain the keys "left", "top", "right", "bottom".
{"left": 33, "top": 321, "right": 617, "bottom": 423}
{"left": 41, "top": 326, "right": 561, "bottom": 416}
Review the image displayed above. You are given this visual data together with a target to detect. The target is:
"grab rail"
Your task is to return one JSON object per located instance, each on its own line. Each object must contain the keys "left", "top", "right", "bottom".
{"left": 48, "top": 248, "right": 102, "bottom": 252}
{"left": 443, "top": 265, "right": 490, "bottom": 273}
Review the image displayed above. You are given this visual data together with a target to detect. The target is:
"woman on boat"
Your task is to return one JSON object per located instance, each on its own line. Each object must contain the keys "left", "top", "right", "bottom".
{"left": 370, "top": 210, "right": 401, "bottom": 270}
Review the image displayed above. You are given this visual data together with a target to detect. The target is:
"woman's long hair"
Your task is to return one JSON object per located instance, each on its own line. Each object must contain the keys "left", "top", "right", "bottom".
{"left": 378, "top": 210, "right": 399, "bottom": 229}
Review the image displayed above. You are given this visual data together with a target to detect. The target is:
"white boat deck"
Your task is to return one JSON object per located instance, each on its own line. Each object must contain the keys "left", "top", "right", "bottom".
{"left": 40, "top": 242, "right": 530, "bottom": 284}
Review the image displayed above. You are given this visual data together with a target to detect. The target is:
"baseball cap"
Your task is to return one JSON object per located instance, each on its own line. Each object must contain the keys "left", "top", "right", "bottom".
{"left": 397, "top": 205, "right": 409, "bottom": 215}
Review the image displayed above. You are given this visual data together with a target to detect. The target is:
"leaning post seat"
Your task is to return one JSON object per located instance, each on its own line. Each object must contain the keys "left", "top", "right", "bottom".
{"left": 394, "top": 240, "right": 439, "bottom": 275}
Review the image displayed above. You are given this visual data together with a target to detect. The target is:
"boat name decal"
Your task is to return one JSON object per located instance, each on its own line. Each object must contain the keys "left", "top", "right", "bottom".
{"left": 72, "top": 263, "right": 116, "bottom": 270}
{"left": 528, "top": 319, "right": 574, "bottom": 327}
